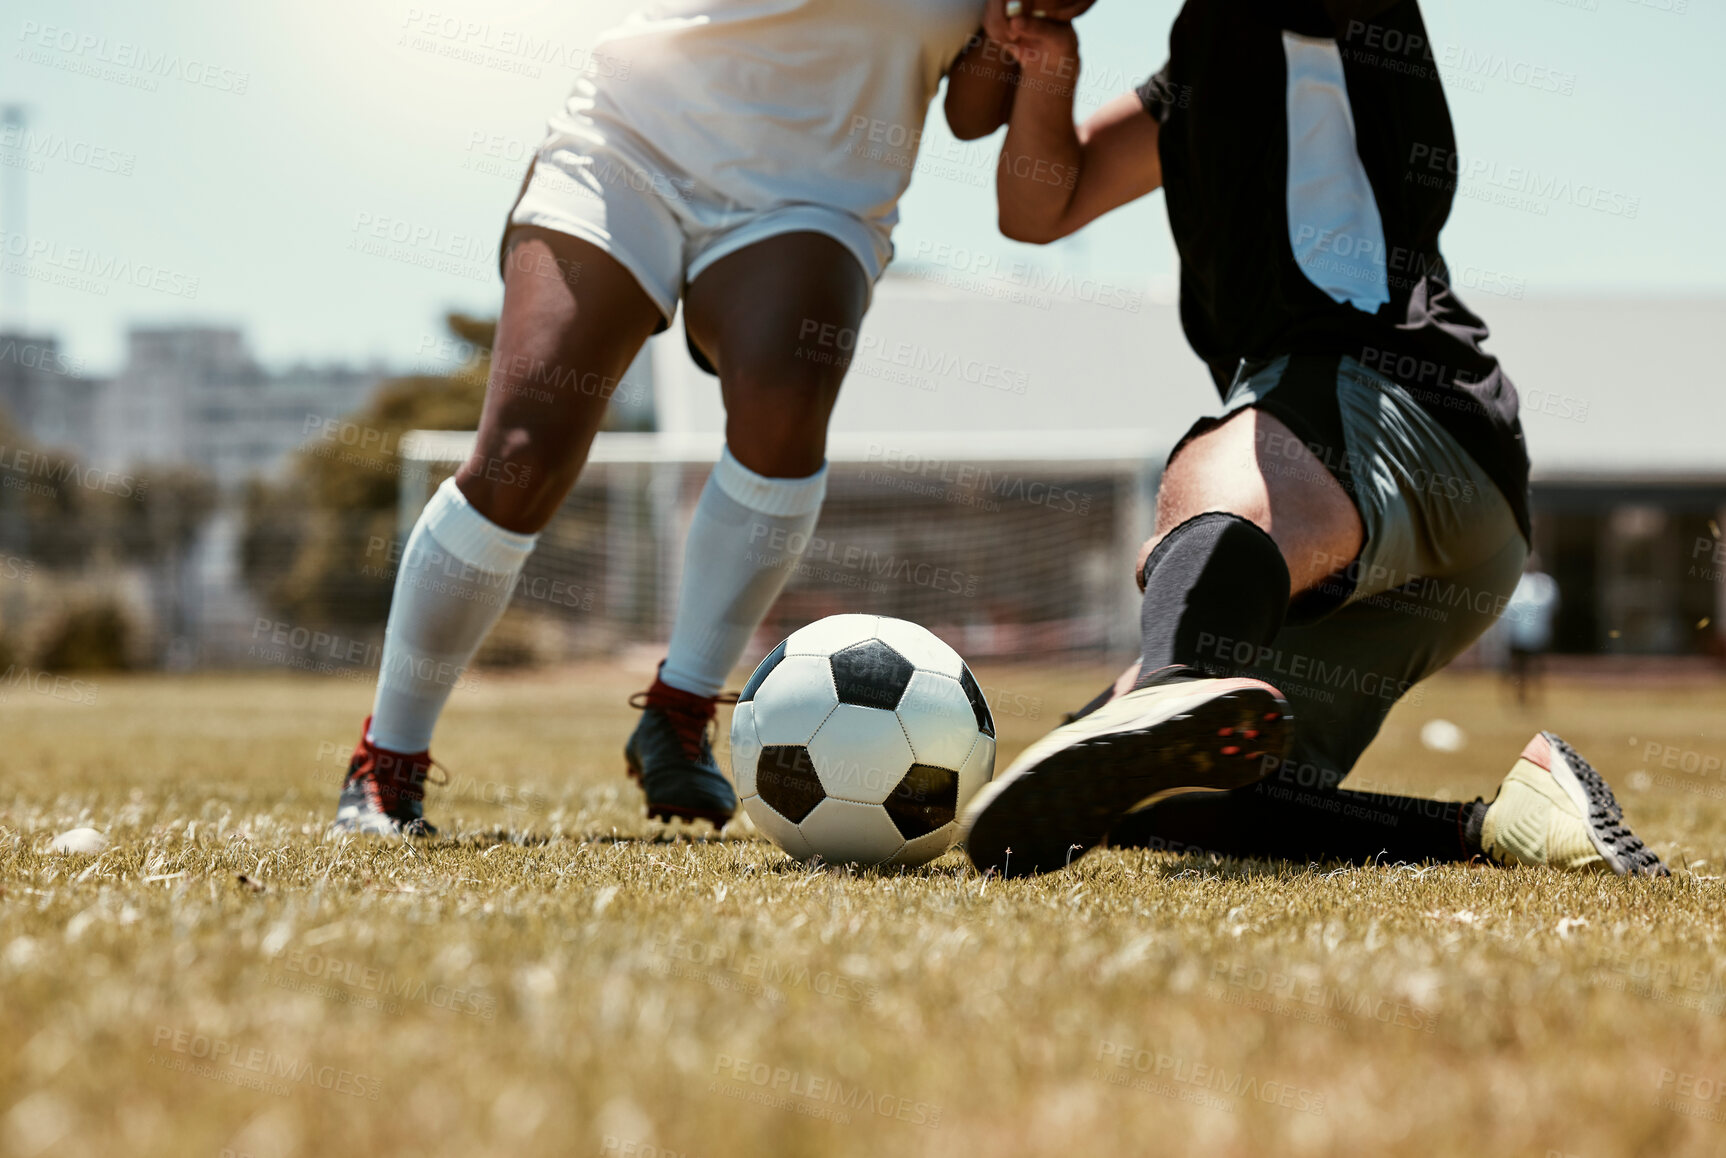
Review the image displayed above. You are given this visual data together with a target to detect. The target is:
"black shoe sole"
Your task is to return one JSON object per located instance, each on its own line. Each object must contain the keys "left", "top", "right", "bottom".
{"left": 1544, "top": 732, "right": 1668, "bottom": 878}
{"left": 963, "top": 681, "right": 1290, "bottom": 879}
{"left": 625, "top": 757, "right": 736, "bottom": 830}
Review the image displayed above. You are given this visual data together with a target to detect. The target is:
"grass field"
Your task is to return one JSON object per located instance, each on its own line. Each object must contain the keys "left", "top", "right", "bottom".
{"left": 2, "top": 663, "right": 1724, "bottom": 1158}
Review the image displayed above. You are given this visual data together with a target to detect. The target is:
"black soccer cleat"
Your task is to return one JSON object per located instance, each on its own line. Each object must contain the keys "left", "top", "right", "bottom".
{"left": 625, "top": 673, "right": 738, "bottom": 828}
{"left": 330, "top": 716, "right": 439, "bottom": 837}
{"left": 960, "top": 669, "right": 1291, "bottom": 878}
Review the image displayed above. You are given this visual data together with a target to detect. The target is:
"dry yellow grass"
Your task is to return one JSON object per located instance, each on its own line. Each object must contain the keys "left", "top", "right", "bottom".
{"left": 2, "top": 663, "right": 1724, "bottom": 1158}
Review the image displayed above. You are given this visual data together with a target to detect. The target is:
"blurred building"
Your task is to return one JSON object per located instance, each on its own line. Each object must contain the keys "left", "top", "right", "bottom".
{"left": 2, "top": 325, "right": 387, "bottom": 487}
{"left": 0, "top": 331, "right": 104, "bottom": 455}
{"left": 1484, "top": 299, "right": 1726, "bottom": 658}
{"left": 99, "top": 326, "right": 385, "bottom": 488}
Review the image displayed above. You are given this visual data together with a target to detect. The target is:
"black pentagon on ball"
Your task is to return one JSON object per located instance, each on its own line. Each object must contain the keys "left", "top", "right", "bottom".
{"left": 828, "top": 639, "right": 915, "bottom": 711}
{"left": 883, "top": 764, "right": 959, "bottom": 840}
{"left": 959, "top": 665, "right": 995, "bottom": 738}
{"left": 738, "top": 639, "right": 788, "bottom": 703}
{"left": 756, "top": 744, "right": 826, "bottom": 823}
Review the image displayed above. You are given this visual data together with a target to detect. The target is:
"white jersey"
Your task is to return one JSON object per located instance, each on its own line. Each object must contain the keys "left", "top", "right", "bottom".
{"left": 568, "top": 0, "right": 984, "bottom": 233}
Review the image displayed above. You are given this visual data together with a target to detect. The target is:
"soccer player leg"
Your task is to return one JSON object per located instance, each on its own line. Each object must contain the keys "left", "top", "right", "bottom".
{"left": 1106, "top": 534, "right": 1523, "bottom": 864}
{"left": 337, "top": 229, "right": 664, "bottom": 836}
{"left": 1104, "top": 359, "right": 1663, "bottom": 873}
{"left": 620, "top": 230, "right": 870, "bottom": 825}
{"left": 963, "top": 407, "right": 1365, "bottom": 877}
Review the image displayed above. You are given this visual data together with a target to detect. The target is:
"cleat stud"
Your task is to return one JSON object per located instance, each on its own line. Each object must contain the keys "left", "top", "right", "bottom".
{"left": 1263, "top": 712, "right": 1279, "bottom": 721}
{"left": 1218, "top": 727, "right": 1234, "bottom": 737}
{"left": 1221, "top": 746, "right": 1241, "bottom": 757}
{"left": 1243, "top": 729, "right": 1259, "bottom": 740}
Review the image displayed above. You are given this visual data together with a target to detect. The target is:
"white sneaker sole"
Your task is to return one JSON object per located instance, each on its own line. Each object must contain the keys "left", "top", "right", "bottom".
{"left": 1524, "top": 731, "right": 1666, "bottom": 877}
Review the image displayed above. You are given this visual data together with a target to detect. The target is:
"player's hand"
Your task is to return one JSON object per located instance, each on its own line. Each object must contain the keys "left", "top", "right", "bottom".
{"left": 1004, "top": 0, "right": 1100, "bottom": 20}
{"left": 985, "top": 0, "right": 1095, "bottom": 56}
{"left": 998, "top": 13, "right": 1080, "bottom": 78}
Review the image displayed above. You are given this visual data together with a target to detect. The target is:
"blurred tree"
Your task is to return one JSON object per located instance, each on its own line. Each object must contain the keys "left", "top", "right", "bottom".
{"left": 39, "top": 601, "right": 134, "bottom": 671}
{"left": 242, "top": 313, "right": 493, "bottom": 627}
{"left": 0, "top": 404, "right": 215, "bottom": 669}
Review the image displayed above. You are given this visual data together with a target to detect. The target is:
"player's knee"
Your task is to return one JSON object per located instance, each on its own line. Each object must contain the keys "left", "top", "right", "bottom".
{"left": 721, "top": 363, "right": 839, "bottom": 477}
{"left": 1159, "top": 452, "right": 1273, "bottom": 533}
{"left": 456, "top": 428, "right": 579, "bottom": 532}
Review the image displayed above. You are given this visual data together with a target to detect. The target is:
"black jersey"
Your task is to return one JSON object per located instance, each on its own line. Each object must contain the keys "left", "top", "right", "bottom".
{"left": 1137, "top": 0, "right": 1531, "bottom": 537}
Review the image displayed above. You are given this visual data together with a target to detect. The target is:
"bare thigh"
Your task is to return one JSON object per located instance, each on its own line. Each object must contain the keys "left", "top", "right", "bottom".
{"left": 683, "top": 232, "right": 870, "bottom": 478}
{"left": 1138, "top": 408, "right": 1365, "bottom": 594}
{"left": 454, "top": 227, "right": 666, "bottom": 533}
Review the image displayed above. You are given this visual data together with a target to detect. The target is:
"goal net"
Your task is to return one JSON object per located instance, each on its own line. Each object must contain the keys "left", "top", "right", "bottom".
{"left": 398, "top": 429, "right": 1165, "bottom": 665}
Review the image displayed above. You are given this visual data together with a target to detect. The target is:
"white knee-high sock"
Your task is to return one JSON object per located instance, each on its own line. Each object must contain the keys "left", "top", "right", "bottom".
{"left": 368, "top": 477, "right": 538, "bottom": 752}
{"left": 659, "top": 448, "right": 827, "bottom": 697}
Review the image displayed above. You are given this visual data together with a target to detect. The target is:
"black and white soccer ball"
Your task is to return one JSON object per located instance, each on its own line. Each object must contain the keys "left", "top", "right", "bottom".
{"left": 730, "top": 614, "right": 996, "bottom": 867}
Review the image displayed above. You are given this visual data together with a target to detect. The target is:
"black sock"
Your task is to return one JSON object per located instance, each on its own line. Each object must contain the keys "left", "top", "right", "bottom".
{"left": 1109, "top": 780, "right": 1481, "bottom": 865}
{"left": 1137, "top": 512, "right": 1291, "bottom": 688}
{"left": 1460, "top": 797, "right": 1489, "bottom": 858}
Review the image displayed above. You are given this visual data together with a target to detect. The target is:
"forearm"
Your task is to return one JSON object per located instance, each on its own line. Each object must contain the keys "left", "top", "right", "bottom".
{"left": 995, "top": 59, "right": 1083, "bottom": 243}
{"left": 944, "top": 31, "right": 1020, "bottom": 140}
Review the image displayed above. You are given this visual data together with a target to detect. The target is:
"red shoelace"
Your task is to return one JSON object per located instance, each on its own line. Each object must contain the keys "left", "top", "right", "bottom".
{"left": 629, "top": 679, "right": 736, "bottom": 761}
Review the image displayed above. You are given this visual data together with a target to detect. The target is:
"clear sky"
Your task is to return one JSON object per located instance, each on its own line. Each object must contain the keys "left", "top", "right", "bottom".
{"left": 3, "top": 0, "right": 1722, "bottom": 374}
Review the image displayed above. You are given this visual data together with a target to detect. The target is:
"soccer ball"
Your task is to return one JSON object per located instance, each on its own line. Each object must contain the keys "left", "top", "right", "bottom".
{"left": 730, "top": 614, "right": 996, "bottom": 867}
